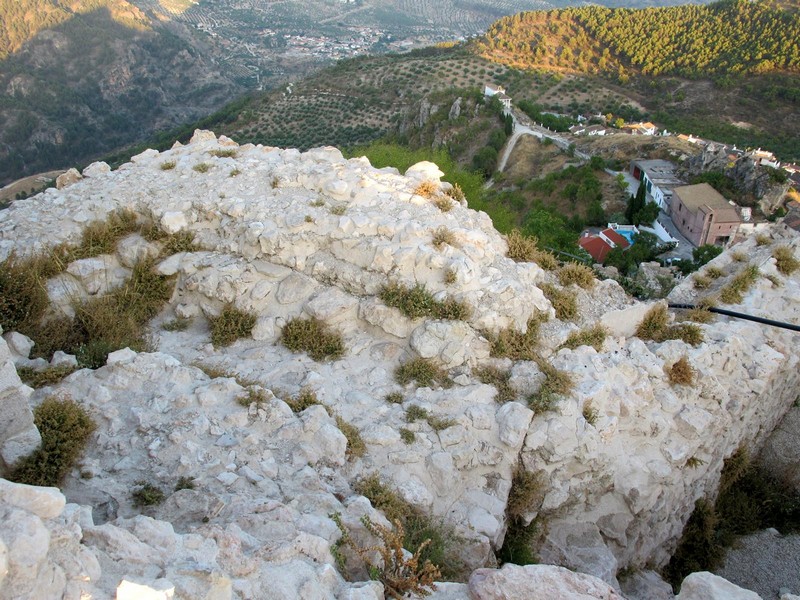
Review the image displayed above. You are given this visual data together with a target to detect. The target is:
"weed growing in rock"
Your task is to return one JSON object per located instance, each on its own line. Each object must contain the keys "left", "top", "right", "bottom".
{"left": 755, "top": 234, "right": 771, "bottom": 246}
{"left": 540, "top": 283, "right": 577, "bottom": 321}
{"left": 385, "top": 391, "right": 404, "bottom": 404}
{"left": 765, "top": 273, "right": 782, "bottom": 287}
{"left": 692, "top": 274, "right": 711, "bottom": 289}
{"left": 161, "top": 317, "right": 192, "bottom": 332}
{"left": 70, "top": 209, "right": 140, "bottom": 261}
{"left": 505, "top": 230, "right": 558, "bottom": 270}
{"left": 131, "top": 481, "right": 166, "bottom": 507}
{"left": 160, "top": 160, "right": 176, "bottom": 170}
{"left": 431, "top": 227, "right": 457, "bottom": 250}
{"left": 685, "top": 456, "right": 705, "bottom": 469}
{"left": 560, "top": 324, "right": 607, "bottom": 351}
{"left": 175, "top": 476, "right": 196, "bottom": 491}
{"left": 475, "top": 366, "right": 516, "bottom": 403}
{"left": 395, "top": 358, "right": 452, "bottom": 388}
{"left": 210, "top": 306, "right": 256, "bottom": 348}
{"left": 405, "top": 405, "right": 429, "bottom": 422}
{"left": 210, "top": 149, "right": 237, "bottom": 158}
{"left": 719, "top": 265, "right": 759, "bottom": 304}
{"left": 426, "top": 415, "right": 456, "bottom": 431}
{"left": 497, "top": 466, "right": 543, "bottom": 565}
{"left": 304, "top": 215, "right": 314, "bottom": 223}
{"left": 486, "top": 314, "right": 547, "bottom": 361}
{"left": 413, "top": 180, "right": 439, "bottom": 198}
{"left": 380, "top": 283, "right": 470, "bottom": 321}
{"left": 443, "top": 267, "right": 457, "bottom": 285}
{"left": 15, "top": 365, "right": 78, "bottom": 389}
{"left": 330, "top": 205, "right": 347, "bottom": 216}
{"left": 667, "top": 356, "right": 695, "bottom": 386}
{"left": 161, "top": 231, "right": 199, "bottom": 255}
{"left": 399, "top": 428, "right": 415, "bottom": 444}
{"left": 193, "top": 163, "right": 211, "bottom": 173}
{"left": 663, "top": 498, "right": 720, "bottom": 589}
{"left": 229, "top": 168, "right": 241, "bottom": 177}
{"left": 281, "top": 317, "right": 345, "bottom": 361}
{"left": 557, "top": 263, "right": 595, "bottom": 290}
{"left": 285, "top": 388, "right": 322, "bottom": 413}
{"left": 636, "top": 304, "right": 704, "bottom": 346}
{"left": 336, "top": 415, "right": 366, "bottom": 460}
{"left": 582, "top": 401, "right": 599, "bottom": 425}
{"left": 705, "top": 266, "right": 724, "bottom": 279}
{"left": 445, "top": 184, "right": 465, "bottom": 202}
{"left": 527, "top": 360, "right": 573, "bottom": 413}
{"left": 433, "top": 196, "right": 453, "bottom": 212}
{"left": 773, "top": 246, "right": 799, "bottom": 275}
{"left": 8, "top": 396, "right": 96, "bottom": 487}
{"left": 731, "top": 250, "right": 747, "bottom": 262}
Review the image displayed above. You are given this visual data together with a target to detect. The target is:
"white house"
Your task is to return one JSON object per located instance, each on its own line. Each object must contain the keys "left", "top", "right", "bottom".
{"left": 630, "top": 158, "right": 686, "bottom": 213}
{"left": 484, "top": 84, "right": 512, "bottom": 110}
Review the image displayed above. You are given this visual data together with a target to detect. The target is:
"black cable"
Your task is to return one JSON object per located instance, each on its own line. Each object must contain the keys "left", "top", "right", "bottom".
{"left": 669, "top": 303, "right": 800, "bottom": 332}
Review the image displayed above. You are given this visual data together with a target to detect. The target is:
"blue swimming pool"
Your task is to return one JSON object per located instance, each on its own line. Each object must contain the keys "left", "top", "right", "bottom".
{"left": 618, "top": 230, "right": 636, "bottom": 245}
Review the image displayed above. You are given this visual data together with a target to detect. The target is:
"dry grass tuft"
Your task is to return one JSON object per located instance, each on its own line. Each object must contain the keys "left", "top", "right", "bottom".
{"left": 16, "top": 365, "right": 78, "bottom": 389}
{"left": 560, "top": 324, "right": 607, "bottom": 351}
{"left": 557, "top": 263, "right": 595, "bottom": 290}
{"left": 582, "top": 401, "right": 599, "bottom": 425}
{"left": 773, "top": 246, "right": 800, "bottom": 275}
{"left": 540, "top": 284, "right": 577, "bottom": 321}
{"left": 414, "top": 180, "right": 439, "bottom": 198}
{"left": 432, "top": 227, "right": 457, "bottom": 250}
{"left": 755, "top": 234, "right": 771, "bottom": 246}
{"left": 281, "top": 316, "right": 344, "bottom": 361}
{"left": 693, "top": 274, "right": 711, "bottom": 289}
{"left": 636, "top": 304, "right": 704, "bottom": 346}
{"left": 336, "top": 415, "right": 366, "bottom": 460}
{"left": 160, "top": 160, "right": 176, "bottom": 170}
{"left": 705, "top": 266, "right": 724, "bottom": 279}
{"left": 210, "top": 148, "right": 237, "bottom": 158}
{"left": 719, "top": 265, "right": 760, "bottom": 304}
{"left": 445, "top": 184, "right": 465, "bottom": 202}
{"left": 192, "top": 163, "right": 211, "bottom": 173}
{"left": 667, "top": 355, "right": 695, "bottom": 386}
{"left": 380, "top": 283, "right": 470, "bottom": 321}
{"left": 433, "top": 196, "right": 454, "bottom": 212}
{"left": 505, "top": 230, "right": 558, "bottom": 270}
{"left": 396, "top": 358, "right": 452, "bottom": 389}
{"left": 527, "top": 359, "right": 573, "bottom": 413}
{"left": 209, "top": 305, "right": 256, "bottom": 348}
{"left": 285, "top": 388, "right": 322, "bottom": 413}
{"left": 475, "top": 365, "right": 516, "bottom": 403}
{"left": 486, "top": 314, "right": 547, "bottom": 361}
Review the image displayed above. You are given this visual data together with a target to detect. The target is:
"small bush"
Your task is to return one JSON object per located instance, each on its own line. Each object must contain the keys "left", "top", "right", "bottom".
{"left": 731, "top": 250, "right": 747, "bottom": 262}
{"left": 8, "top": 396, "right": 95, "bottom": 486}
{"left": 705, "top": 266, "right": 724, "bottom": 279}
{"left": 304, "top": 215, "right": 314, "bottom": 223}
{"left": 560, "top": 324, "right": 607, "bottom": 351}
{"left": 175, "top": 476, "right": 196, "bottom": 491}
{"left": 193, "top": 163, "right": 211, "bottom": 173}
{"left": 540, "top": 284, "right": 577, "bottom": 321}
{"left": 719, "top": 265, "right": 759, "bottom": 304}
{"left": 506, "top": 467, "right": 543, "bottom": 522}
{"left": 445, "top": 184, "right": 465, "bottom": 202}
{"left": 557, "top": 263, "right": 595, "bottom": 290}
{"left": 385, "top": 391, "right": 404, "bottom": 404}
{"left": 414, "top": 180, "right": 439, "bottom": 198}
{"left": 773, "top": 246, "right": 799, "bottom": 275}
{"left": 487, "top": 314, "right": 547, "bottom": 361}
{"left": 210, "top": 305, "right": 256, "bottom": 347}
{"left": 396, "top": 358, "right": 452, "bottom": 388}
{"left": 433, "top": 197, "right": 454, "bottom": 212}
{"left": 71, "top": 209, "right": 140, "bottom": 261}
{"left": 162, "top": 317, "right": 191, "bottom": 332}
{"left": 505, "top": 230, "right": 558, "bottom": 270}
{"left": 476, "top": 365, "right": 516, "bottom": 403}
{"left": 755, "top": 234, "right": 771, "bottom": 246}
{"left": 636, "top": 304, "right": 703, "bottom": 346}
{"left": 582, "top": 401, "right": 599, "bottom": 425}
{"left": 426, "top": 415, "right": 456, "bottom": 431}
{"left": 443, "top": 267, "right": 457, "bottom": 285}
{"left": 336, "top": 415, "right": 366, "bottom": 460}
{"left": 355, "top": 474, "right": 415, "bottom": 523}
{"left": 16, "top": 365, "right": 78, "bottom": 388}
{"left": 406, "top": 405, "right": 430, "bottom": 423}
{"left": 229, "top": 168, "right": 241, "bottom": 177}
{"left": 210, "top": 148, "right": 237, "bottom": 158}
{"left": 668, "top": 356, "right": 695, "bottom": 386}
{"left": 432, "top": 227, "right": 457, "bottom": 250}
{"left": 161, "top": 231, "right": 199, "bottom": 255}
{"left": 380, "top": 283, "right": 470, "bottom": 321}
{"left": 527, "top": 359, "right": 573, "bottom": 413}
{"left": 330, "top": 205, "right": 346, "bottom": 216}
{"left": 399, "top": 428, "right": 415, "bottom": 444}
{"left": 160, "top": 160, "right": 176, "bottom": 170}
{"left": 685, "top": 307, "right": 715, "bottom": 324}
{"left": 131, "top": 481, "right": 166, "bottom": 507}
{"left": 281, "top": 316, "right": 345, "bottom": 361}
{"left": 663, "top": 498, "right": 721, "bottom": 589}
{"left": 692, "top": 274, "right": 711, "bottom": 289}
{"left": 285, "top": 388, "right": 322, "bottom": 413}
{"left": 685, "top": 456, "right": 705, "bottom": 469}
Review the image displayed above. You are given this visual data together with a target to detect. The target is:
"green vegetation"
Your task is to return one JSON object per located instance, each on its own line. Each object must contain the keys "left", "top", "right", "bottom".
{"left": 131, "top": 481, "right": 166, "bottom": 507}
{"left": 160, "top": 161, "right": 176, "bottom": 170}
{"left": 560, "top": 324, "right": 607, "bottom": 351}
{"left": 773, "top": 246, "right": 800, "bottom": 275}
{"left": 497, "top": 467, "right": 542, "bottom": 565}
{"left": 174, "top": 476, "right": 196, "bottom": 491}
{"left": 505, "top": 230, "right": 558, "bottom": 270}
{"left": 385, "top": 391, "right": 404, "bottom": 404}
{"left": 636, "top": 304, "right": 704, "bottom": 346}
{"left": 396, "top": 358, "right": 452, "bottom": 389}
{"left": 336, "top": 415, "right": 366, "bottom": 460}
{"left": 192, "top": 163, "right": 211, "bottom": 173}
{"left": 475, "top": 365, "right": 516, "bottom": 403}
{"left": 540, "top": 284, "right": 577, "bottom": 321}
{"left": 353, "top": 474, "right": 466, "bottom": 581}
{"left": 280, "top": 316, "right": 345, "bottom": 361}
{"left": 486, "top": 315, "right": 547, "bottom": 362}
{"left": 8, "top": 396, "right": 96, "bottom": 486}
{"left": 285, "top": 388, "right": 322, "bottom": 413}
{"left": 161, "top": 317, "right": 191, "bottom": 332}
{"left": 399, "top": 428, "right": 415, "bottom": 444}
{"left": 663, "top": 448, "right": 800, "bottom": 591}
{"left": 15, "top": 365, "right": 78, "bottom": 389}
{"left": 527, "top": 361, "right": 574, "bottom": 413}
{"left": 557, "top": 263, "right": 596, "bottom": 289}
{"left": 625, "top": 185, "right": 660, "bottom": 227}
{"left": 719, "top": 265, "right": 760, "bottom": 304}
{"left": 380, "top": 283, "right": 470, "bottom": 321}
{"left": 209, "top": 305, "right": 256, "bottom": 348}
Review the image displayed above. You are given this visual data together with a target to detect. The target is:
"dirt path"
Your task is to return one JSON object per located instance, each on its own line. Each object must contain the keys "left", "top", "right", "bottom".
{"left": 0, "top": 170, "right": 64, "bottom": 205}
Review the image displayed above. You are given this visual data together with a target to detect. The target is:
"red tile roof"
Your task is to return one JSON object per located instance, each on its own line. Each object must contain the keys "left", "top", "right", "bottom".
{"left": 579, "top": 236, "right": 613, "bottom": 263}
{"left": 601, "top": 228, "right": 631, "bottom": 249}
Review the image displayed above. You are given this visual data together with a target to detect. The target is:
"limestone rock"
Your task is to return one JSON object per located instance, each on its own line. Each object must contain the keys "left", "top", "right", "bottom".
{"left": 56, "top": 168, "right": 82, "bottom": 189}
{"left": 469, "top": 563, "right": 624, "bottom": 599}
{"left": 675, "top": 572, "right": 761, "bottom": 600}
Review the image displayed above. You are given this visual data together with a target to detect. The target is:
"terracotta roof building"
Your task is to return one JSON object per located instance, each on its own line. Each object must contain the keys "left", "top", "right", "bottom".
{"left": 579, "top": 228, "right": 631, "bottom": 263}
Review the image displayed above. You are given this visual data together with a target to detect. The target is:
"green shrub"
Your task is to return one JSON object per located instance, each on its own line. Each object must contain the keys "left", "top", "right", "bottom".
{"left": 486, "top": 315, "right": 546, "bottom": 361}
{"left": 773, "top": 246, "right": 799, "bottom": 275}
{"left": 527, "top": 359, "right": 574, "bottom": 413}
{"left": 662, "top": 499, "right": 721, "bottom": 589}
{"left": 210, "top": 148, "right": 237, "bottom": 158}
{"left": 475, "top": 365, "right": 516, "bottom": 403}
{"left": 160, "top": 160, "right": 176, "bottom": 170}
{"left": 8, "top": 396, "right": 96, "bottom": 486}
{"left": 131, "top": 481, "right": 166, "bottom": 507}
{"left": 560, "top": 324, "right": 607, "bottom": 351}
{"left": 336, "top": 415, "right": 366, "bottom": 460}
{"left": 719, "top": 265, "right": 759, "bottom": 304}
{"left": 161, "top": 231, "right": 199, "bottom": 255}
{"left": 636, "top": 304, "right": 703, "bottom": 346}
{"left": 15, "top": 365, "right": 78, "bottom": 388}
{"left": 557, "top": 263, "right": 595, "bottom": 289}
{"left": 193, "top": 163, "right": 211, "bottom": 173}
{"left": 281, "top": 316, "right": 345, "bottom": 361}
{"left": 426, "top": 415, "right": 456, "bottom": 431}
{"left": 505, "top": 230, "right": 558, "bottom": 270}
{"left": 380, "top": 283, "right": 470, "bottom": 321}
{"left": 175, "top": 476, "right": 196, "bottom": 491}
{"left": 209, "top": 305, "right": 256, "bottom": 348}
{"left": 506, "top": 467, "right": 543, "bottom": 522}
{"left": 399, "top": 428, "right": 415, "bottom": 444}
{"left": 385, "top": 391, "right": 405, "bottom": 404}
{"left": 540, "top": 284, "right": 577, "bottom": 321}
{"left": 285, "top": 388, "right": 322, "bottom": 413}
{"left": 396, "top": 358, "right": 452, "bottom": 388}
{"left": 405, "top": 405, "right": 429, "bottom": 423}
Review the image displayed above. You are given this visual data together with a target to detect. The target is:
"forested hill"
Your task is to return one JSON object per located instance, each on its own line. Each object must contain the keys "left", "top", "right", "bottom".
{"left": 475, "top": 0, "right": 800, "bottom": 79}
{"left": 0, "top": 0, "right": 149, "bottom": 59}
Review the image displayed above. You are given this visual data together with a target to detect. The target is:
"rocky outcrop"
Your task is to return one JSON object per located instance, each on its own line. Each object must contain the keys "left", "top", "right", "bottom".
{"left": 1, "top": 131, "right": 799, "bottom": 598}
{"left": 0, "top": 329, "right": 40, "bottom": 472}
